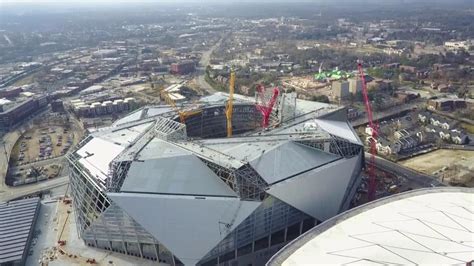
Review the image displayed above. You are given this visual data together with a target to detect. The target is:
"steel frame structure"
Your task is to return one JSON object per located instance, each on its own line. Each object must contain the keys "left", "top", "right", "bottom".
{"left": 67, "top": 100, "right": 364, "bottom": 266}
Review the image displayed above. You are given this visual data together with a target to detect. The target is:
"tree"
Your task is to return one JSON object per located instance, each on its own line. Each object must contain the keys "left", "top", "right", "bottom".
{"left": 311, "top": 95, "right": 330, "bottom": 103}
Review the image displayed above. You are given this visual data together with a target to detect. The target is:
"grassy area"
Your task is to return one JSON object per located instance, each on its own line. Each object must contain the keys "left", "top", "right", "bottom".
{"left": 461, "top": 123, "right": 474, "bottom": 134}
{"left": 12, "top": 73, "right": 37, "bottom": 86}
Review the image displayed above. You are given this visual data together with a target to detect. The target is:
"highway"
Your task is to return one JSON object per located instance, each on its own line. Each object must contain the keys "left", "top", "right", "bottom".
{"left": 368, "top": 153, "right": 444, "bottom": 188}
{"left": 351, "top": 101, "right": 421, "bottom": 127}
{"left": 0, "top": 176, "right": 69, "bottom": 202}
{"left": 195, "top": 38, "right": 223, "bottom": 93}
{"left": 0, "top": 131, "right": 21, "bottom": 190}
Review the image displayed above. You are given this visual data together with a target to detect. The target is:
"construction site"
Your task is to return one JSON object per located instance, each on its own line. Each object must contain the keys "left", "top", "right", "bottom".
{"left": 64, "top": 66, "right": 367, "bottom": 265}
{"left": 401, "top": 149, "right": 474, "bottom": 187}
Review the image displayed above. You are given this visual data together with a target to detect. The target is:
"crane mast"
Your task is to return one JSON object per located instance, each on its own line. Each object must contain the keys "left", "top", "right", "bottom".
{"left": 255, "top": 84, "right": 280, "bottom": 128}
{"left": 357, "top": 60, "right": 377, "bottom": 201}
{"left": 226, "top": 70, "right": 235, "bottom": 137}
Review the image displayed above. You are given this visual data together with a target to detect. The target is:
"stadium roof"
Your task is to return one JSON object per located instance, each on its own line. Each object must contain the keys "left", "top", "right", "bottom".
{"left": 71, "top": 92, "right": 365, "bottom": 265}
{"left": 121, "top": 153, "right": 238, "bottom": 197}
{"left": 267, "top": 187, "right": 474, "bottom": 265}
{"left": 0, "top": 197, "right": 40, "bottom": 265}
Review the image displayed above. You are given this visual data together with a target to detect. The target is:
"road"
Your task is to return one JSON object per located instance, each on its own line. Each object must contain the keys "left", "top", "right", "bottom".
{"left": 195, "top": 38, "right": 223, "bottom": 93}
{"left": 442, "top": 144, "right": 474, "bottom": 151}
{"left": 351, "top": 101, "right": 421, "bottom": 127}
{"left": 0, "top": 176, "right": 69, "bottom": 202}
{"left": 0, "top": 131, "right": 22, "bottom": 190}
{"left": 431, "top": 109, "right": 474, "bottom": 125}
{"left": 369, "top": 153, "right": 444, "bottom": 188}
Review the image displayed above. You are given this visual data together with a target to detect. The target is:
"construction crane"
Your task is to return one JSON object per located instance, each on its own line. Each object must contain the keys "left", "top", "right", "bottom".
{"left": 357, "top": 59, "right": 378, "bottom": 201}
{"left": 226, "top": 70, "right": 235, "bottom": 137}
{"left": 255, "top": 84, "right": 280, "bottom": 128}
{"left": 160, "top": 89, "right": 201, "bottom": 123}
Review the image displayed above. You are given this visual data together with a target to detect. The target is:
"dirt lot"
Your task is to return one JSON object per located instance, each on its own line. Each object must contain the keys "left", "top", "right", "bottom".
{"left": 11, "top": 125, "right": 79, "bottom": 165}
{"left": 400, "top": 149, "right": 474, "bottom": 186}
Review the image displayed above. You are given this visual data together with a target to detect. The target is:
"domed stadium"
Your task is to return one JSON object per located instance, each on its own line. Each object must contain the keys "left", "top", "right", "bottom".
{"left": 67, "top": 92, "right": 365, "bottom": 265}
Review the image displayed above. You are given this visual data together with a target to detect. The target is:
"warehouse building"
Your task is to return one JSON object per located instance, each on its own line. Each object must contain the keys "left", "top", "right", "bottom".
{"left": 0, "top": 197, "right": 41, "bottom": 266}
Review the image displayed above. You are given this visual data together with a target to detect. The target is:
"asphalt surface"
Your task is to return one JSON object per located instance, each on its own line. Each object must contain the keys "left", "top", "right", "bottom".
{"left": 351, "top": 101, "right": 420, "bottom": 127}
{"left": 195, "top": 38, "right": 222, "bottom": 93}
{"left": 0, "top": 176, "right": 69, "bottom": 202}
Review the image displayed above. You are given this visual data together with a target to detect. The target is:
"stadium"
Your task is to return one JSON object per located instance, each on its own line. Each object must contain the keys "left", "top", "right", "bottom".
{"left": 67, "top": 92, "right": 365, "bottom": 265}
{"left": 268, "top": 187, "right": 474, "bottom": 265}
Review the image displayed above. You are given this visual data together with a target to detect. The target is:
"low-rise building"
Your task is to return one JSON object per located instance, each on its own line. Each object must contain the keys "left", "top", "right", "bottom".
{"left": 332, "top": 80, "right": 350, "bottom": 99}
{"left": 427, "top": 98, "right": 467, "bottom": 111}
{"left": 0, "top": 197, "right": 41, "bottom": 266}
{"left": 348, "top": 78, "right": 362, "bottom": 95}
{"left": 170, "top": 60, "right": 195, "bottom": 75}
{"left": 444, "top": 41, "right": 469, "bottom": 51}
{"left": 399, "top": 65, "right": 417, "bottom": 73}
{"left": 439, "top": 129, "right": 451, "bottom": 140}
{"left": 0, "top": 96, "right": 48, "bottom": 129}
{"left": 451, "top": 131, "right": 469, "bottom": 144}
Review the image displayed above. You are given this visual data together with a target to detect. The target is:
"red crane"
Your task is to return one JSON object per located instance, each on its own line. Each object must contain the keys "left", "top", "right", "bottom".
{"left": 255, "top": 84, "right": 280, "bottom": 128}
{"left": 357, "top": 60, "right": 378, "bottom": 201}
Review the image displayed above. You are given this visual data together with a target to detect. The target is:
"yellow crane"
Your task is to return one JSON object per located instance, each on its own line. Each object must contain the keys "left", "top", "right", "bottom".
{"left": 225, "top": 70, "right": 235, "bottom": 137}
{"left": 160, "top": 89, "right": 201, "bottom": 123}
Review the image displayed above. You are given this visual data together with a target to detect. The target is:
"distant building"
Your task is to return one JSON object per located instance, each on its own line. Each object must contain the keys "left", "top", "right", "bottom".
{"left": 92, "top": 49, "right": 118, "bottom": 59}
{"left": 394, "top": 90, "right": 420, "bottom": 103}
{"left": 0, "top": 87, "right": 23, "bottom": 98}
{"left": 427, "top": 98, "right": 467, "bottom": 111}
{"left": 347, "top": 107, "right": 362, "bottom": 120}
{"left": 80, "top": 85, "right": 105, "bottom": 96}
{"left": 444, "top": 41, "right": 469, "bottom": 51}
{"left": 0, "top": 96, "right": 48, "bottom": 129}
{"left": 332, "top": 81, "right": 350, "bottom": 99}
{"left": 71, "top": 97, "right": 137, "bottom": 117}
{"left": 347, "top": 78, "right": 362, "bottom": 95}
{"left": 170, "top": 61, "right": 195, "bottom": 75}
{"left": 51, "top": 100, "right": 65, "bottom": 113}
{"left": 399, "top": 65, "right": 417, "bottom": 73}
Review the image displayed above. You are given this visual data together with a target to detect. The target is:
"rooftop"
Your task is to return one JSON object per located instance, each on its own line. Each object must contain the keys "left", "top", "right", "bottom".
{"left": 0, "top": 197, "right": 41, "bottom": 265}
{"left": 268, "top": 187, "right": 474, "bottom": 265}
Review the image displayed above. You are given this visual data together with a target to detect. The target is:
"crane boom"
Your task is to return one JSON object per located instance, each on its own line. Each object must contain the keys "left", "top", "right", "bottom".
{"left": 226, "top": 70, "right": 235, "bottom": 137}
{"left": 160, "top": 89, "right": 201, "bottom": 123}
{"left": 357, "top": 60, "right": 377, "bottom": 201}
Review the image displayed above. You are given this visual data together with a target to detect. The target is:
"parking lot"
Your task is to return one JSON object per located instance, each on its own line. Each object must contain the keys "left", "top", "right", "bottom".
{"left": 11, "top": 126, "right": 76, "bottom": 165}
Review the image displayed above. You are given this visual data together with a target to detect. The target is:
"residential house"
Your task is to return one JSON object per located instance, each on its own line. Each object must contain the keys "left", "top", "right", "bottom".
{"left": 439, "top": 129, "right": 451, "bottom": 141}
{"left": 399, "top": 65, "right": 417, "bottom": 73}
{"left": 438, "top": 118, "right": 455, "bottom": 130}
{"left": 451, "top": 131, "right": 469, "bottom": 144}
{"left": 394, "top": 129, "right": 410, "bottom": 140}
{"left": 437, "top": 84, "right": 453, "bottom": 93}
{"left": 418, "top": 111, "right": 431, "bottom": 124}
{"left": 395, "top": 136, "right": 418, "bottom": 152}
{"left": 424, "top": 125, "right": 437, "bottom": 134}
{"left": 376, "top": 137, "right": 396, "bottom": 155}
